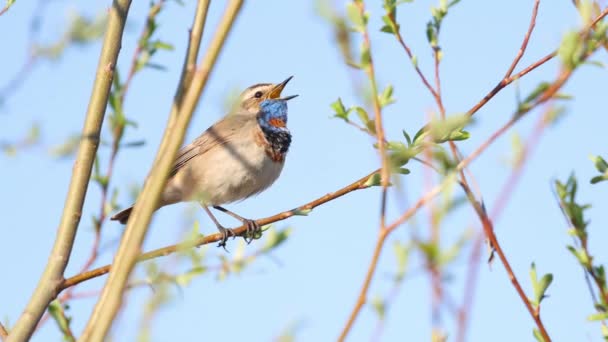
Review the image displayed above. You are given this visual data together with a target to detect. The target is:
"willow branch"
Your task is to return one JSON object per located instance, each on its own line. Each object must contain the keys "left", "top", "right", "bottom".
{"left": 351, "top": 2, "right": 390, "bottom": 230}
{"left": 0, "top": 323, "right": 7, "bottom": 341}
{"left": 504, "top": 0, "right": 541, "bottom": 78}
{"left": 79, "top": 1, "right": 241, "bottom": 340}
{"left": 60, "top": 170, "right": 378, "bottom": 290}
{"left": 6, "top": 1, "right": 133, "bottom": 341}
{"left": 456, "top": 109, "right": 549, "bottom": 342}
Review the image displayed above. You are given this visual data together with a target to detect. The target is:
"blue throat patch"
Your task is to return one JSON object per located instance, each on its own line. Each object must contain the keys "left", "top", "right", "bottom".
{"left": 258, "top": 99, "right": 291, "bottom": 155}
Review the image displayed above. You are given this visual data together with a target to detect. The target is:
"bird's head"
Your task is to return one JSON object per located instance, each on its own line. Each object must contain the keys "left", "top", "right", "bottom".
{"left": 237, "top": 76, "right": 297, "bottom": 114}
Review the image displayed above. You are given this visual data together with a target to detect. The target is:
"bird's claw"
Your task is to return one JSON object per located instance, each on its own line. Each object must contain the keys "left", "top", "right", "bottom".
{"left": 216, "top": 226, "right": 237, "bottom": 250}
{"left": 243, "top": 219, "right": 261, "bottom": 244}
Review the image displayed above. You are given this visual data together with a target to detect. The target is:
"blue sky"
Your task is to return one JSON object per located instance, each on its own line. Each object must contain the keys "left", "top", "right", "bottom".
{"left": 1, "top": 1, "right": 608, "bottom": 341}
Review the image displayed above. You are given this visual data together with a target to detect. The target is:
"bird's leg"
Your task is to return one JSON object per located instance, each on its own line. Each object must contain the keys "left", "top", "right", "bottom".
{"left": 212, "top": 206, "right": 261, "bottom": 244}
{"left": 202, "top": 205, "right": 236, "bottom": 250}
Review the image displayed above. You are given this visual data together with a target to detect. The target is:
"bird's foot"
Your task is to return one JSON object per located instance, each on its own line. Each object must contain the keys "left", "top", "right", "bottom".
{"left": 216, "top": 226, "right": 237, "bottom": 250}
{"left": 242, "top": 219, "right": 262, "bottom": 244}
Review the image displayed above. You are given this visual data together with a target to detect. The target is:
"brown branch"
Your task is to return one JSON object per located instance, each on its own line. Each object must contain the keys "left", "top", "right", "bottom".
{"left": 386, "top": 16, "right": 439, "bottom": 101}
{"left": 461, "top": 181, "right": 551, "bottom": 340}
{"left": 0, "top": 322, "right": 7, "bottom": 341}
{"left": 456, "top": 112, "right": 549, "bottom": 342}
{"left": 504, "top": 0, "right": 541, "bottom": 78}
{"left": 60, "top": 170, "right": 379, "bottom": 290}
{"left": 353, "top": 1, "right": 390, "bottom": 230}
{"left": 338, "top": 181, "right": 445, "bottom": 342}
{"left": 466, "top": 51, "right": 555, "bottom": 117}
{"left": 468, "top": 3, "right": 608, "bottom": 118}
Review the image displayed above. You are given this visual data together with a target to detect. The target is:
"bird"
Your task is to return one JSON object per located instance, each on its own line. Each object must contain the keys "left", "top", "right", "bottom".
{"left": 111, "top": 76, "right": 297, "bottom": 248}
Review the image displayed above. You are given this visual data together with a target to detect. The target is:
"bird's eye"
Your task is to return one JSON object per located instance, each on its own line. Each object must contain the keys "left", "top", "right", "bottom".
{"left": 254, "top": 91, "right": 263, "bottom": 98}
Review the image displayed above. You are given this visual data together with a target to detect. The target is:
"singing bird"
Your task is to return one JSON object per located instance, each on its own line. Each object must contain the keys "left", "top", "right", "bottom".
{"left": 111, "top": 76, "right": 297, "bottom": 247}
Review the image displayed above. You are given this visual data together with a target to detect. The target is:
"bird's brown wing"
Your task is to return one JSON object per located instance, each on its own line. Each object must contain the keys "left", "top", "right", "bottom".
{"left": 169, "top": 114, "right": 251, "bottom": 178}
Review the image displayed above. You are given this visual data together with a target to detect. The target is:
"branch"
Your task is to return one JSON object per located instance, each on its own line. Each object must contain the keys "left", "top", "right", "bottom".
{"left": 504, "top": 0, "right": 541, "bottom": 78}
{"left": 6, "top": 1, "right": 133, "bottom": 341}
{"left": 79, "top": 1, "right": 241, "bottom": 340}
{"left": 60, "top": 170, "right": 378, "bottom": 290}
{"left": 353, "top": 2, "right": 390, "bottom": 229}
{"left": 0, "top": 322, "right": 7, "bottom": 341}
{"left": 456, "top": 111, "right": 549, "bottom": 342}
{"left": 467, "top": 2, "right": 608, "bottom": 118}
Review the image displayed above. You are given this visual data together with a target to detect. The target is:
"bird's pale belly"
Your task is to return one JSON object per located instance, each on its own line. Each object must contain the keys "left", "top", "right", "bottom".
{"left": 164, "top": 137, "right": 285, "bottom": 206}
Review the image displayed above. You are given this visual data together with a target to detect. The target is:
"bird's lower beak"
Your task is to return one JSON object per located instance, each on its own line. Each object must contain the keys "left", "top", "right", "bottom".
{"left": 267, "top": 76, "right": 296, "bottom": 100}
{"left": 279, "top": 94, "right": 298, "bottom": 101}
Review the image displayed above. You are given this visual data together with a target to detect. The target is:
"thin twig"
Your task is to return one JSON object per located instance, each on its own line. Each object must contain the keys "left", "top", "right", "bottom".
{"left": 456, "top": 111, "right": 549, "bottom": 342}
{"left": 338, "top": 183, "right": 444, "bottom": 342}
{"left": 0, "top": 323, "right": 7, "bottom": 341}
{"left": 386, "top": 16, "right": 439, "bottom": 101}
{"left": 60, "top": 170, "right": 378, "bottom": 290}
{"left": 461, "top": 181, "right": 552, "bottom": 340}
{"left": 120, "top": 0, "right": 166, "bottom": 104}
{"left": 6, "top": 1, "right": 134, "bottom": 341}
{"left": 354, "top": 1, "right": 390, "bottom": 230}
{"left": 504, "top": 0, "right": 541, "bottom": 78}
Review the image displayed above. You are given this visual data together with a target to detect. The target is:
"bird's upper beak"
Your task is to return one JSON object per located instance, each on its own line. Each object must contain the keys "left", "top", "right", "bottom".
{"left": 267, "top": 76, "right": 298, "bottom": 101}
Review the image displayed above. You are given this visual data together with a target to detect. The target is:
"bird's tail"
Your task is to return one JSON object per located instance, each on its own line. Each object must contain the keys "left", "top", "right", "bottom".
{"left": 111, "top": 206, "right": 134, "bottom": 224}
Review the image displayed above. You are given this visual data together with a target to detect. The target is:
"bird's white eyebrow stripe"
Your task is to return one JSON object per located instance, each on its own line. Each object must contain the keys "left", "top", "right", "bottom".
{"left": 246, "top": 83, "right": 272, "bottom": 90}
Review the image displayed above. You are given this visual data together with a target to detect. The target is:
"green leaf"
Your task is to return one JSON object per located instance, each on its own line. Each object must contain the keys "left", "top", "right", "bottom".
{"left": 363, "top": 173, "right": 382, "bottom": 187}
{"left": 530, "top": 263, "right": 552, "bottom": 307}
{"left": 346, "top": 2, "right": 367, "bottom": 32}
{"left": 393, "top": 241, "right": 410, "bottom": 281}
{"left": 371, "top": 295, "right": 386, "bottom": 319}
{"left": 331, "top": 98, "right": 349, "bottom": 120}
{"left": 175, "top": 267, "right": 206, "bottom": 286}
{"left": 360, "top": 43, "right": 371, "bottom": 68}
{"left": 533, "top": 329, "right": 546, "bottom": 342}
{"left": 403, "top": 130, "right": 412, "bottom": 146}
{"left": 558, "top": 30, "right": 584, "bottom": 69}
{"left": 292, "top": 208, "right": 312, "bottom": 216}
{"left": 591, "top": 155, "right": 608, "bottom": 173}
{"left": 567, "top": 245, "right": 591, "bottom": 268}
{"left": 587, "top": 312, "right": 608, "bottom": 321}
{"left": 428, "top": 114, "right": 471, "bottom": 143}
{"left": 354, "top": 106, "right": 370, "bottom": 124}
{"left": 519, "top": 82, "right": 550, "bottom": 112}
{"left": 48, "top": 300, "right": 73, "bottom": 341}
{"left": 378, "top": 84, "right": 396, "bottom": 107}
{"left": 150, "top": 40, "right": 174, "bottom": 51}
{"left": 262, "top": 227, "right": 292, "bottom": 252}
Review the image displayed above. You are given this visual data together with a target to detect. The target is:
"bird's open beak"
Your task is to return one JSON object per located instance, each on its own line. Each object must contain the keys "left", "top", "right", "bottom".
{"left": 267, "top": 76, "right": 297, "bottom": 101}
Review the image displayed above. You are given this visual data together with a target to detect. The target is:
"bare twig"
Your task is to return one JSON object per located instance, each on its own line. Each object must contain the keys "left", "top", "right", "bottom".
{"left": 60, "top": 170, "right": 378, "bottom": 290}
{"left": 0, "top": 322, "right": 7, "bottom": 341}
{"left": 456, "top": 112, "right": 548, "bottom": 342}
{"left": 353, "top": 1, "right": 390, "bottom": 230}
{"left": 6, "top": 1, "right": 134, "bottom": 341}
{"left": 504, "top": 0, "right": 542, "bottom": 78}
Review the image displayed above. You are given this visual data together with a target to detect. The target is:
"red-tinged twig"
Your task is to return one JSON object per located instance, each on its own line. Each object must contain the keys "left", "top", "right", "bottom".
{"left": 0, "top": 322, "right": 7, "bottom": 341}
{"left": 338, "top": 185, "right": 444, "bottom": 342}
{"left": 120, "top": 0, "right": 166, "bottom": 103}
{"left": 461, "top": 180, "right": 552, "bottom": 340}
{"left": 504, "top": 0, "right": 541, "bottom": 78}
{"left": 456, "top": 110, "right": 549, "bottom": 342}
{"left": 466, "top": 52, "right": 555, "bottom": 117}
{"left": 354, "top": 1, "right": 390, "bottom": 230}
{"left": 60, "top": 169, "right": 380, "bottom": 290}
{"left": 386, "top": 16, "right": 439, "bottom": 104}
{"left": 468, "top": 4, "right": 608, "bottom": 118}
